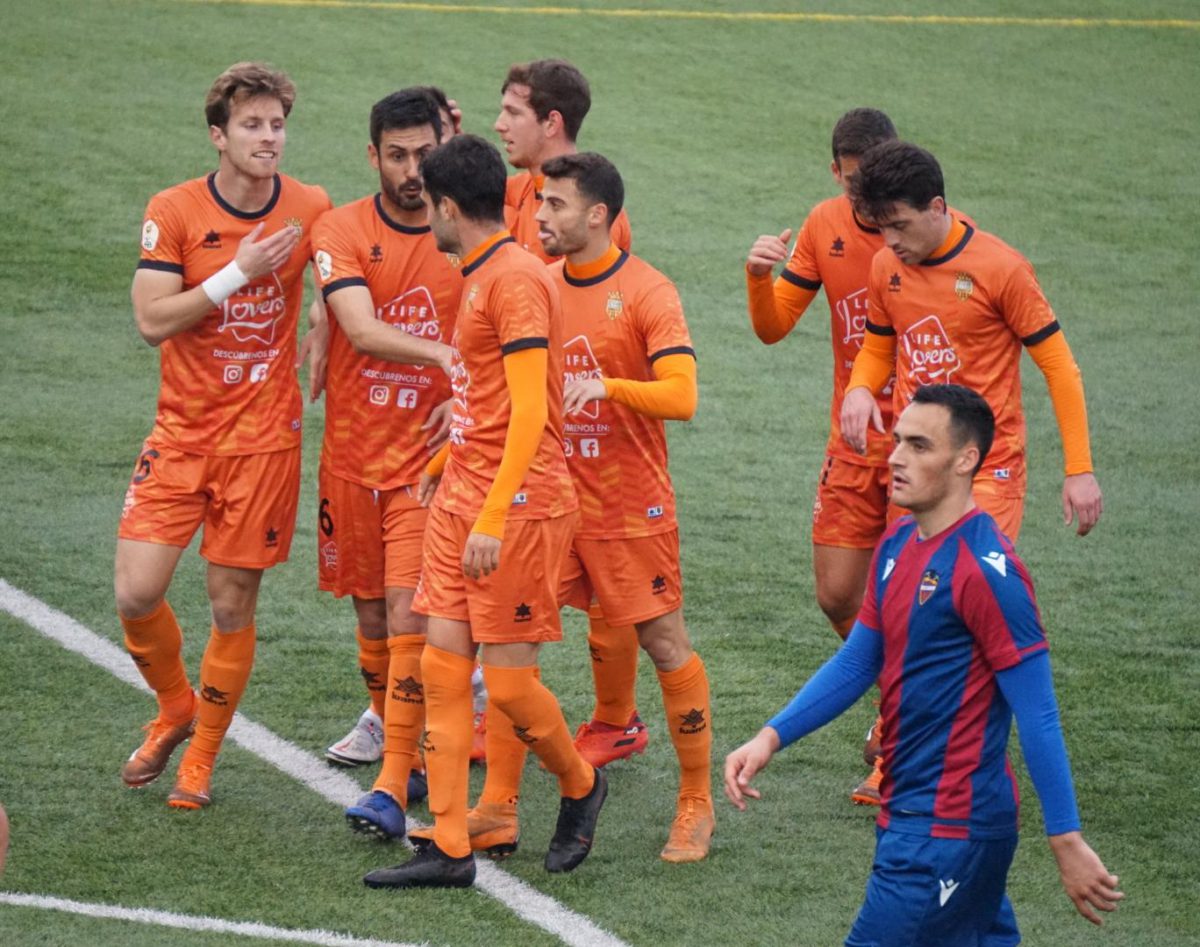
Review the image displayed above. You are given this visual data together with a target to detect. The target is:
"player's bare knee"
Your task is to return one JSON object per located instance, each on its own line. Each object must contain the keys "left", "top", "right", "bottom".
{"left": 114, "top": 583, "right": 162, "bottom": 621}
{"left": 637, "top": 613, "right": 691, "bottom": 671}
{"left": 206, "top": 566, "right": 261, "bottom": 632}
{"left": 353, "top": 596, "right": 389, "bottom": 637}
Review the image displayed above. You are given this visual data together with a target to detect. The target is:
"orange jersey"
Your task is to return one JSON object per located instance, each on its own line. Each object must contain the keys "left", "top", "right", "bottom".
{"left": 312, "top": 194, "right": 462, "bottom": 489}
{"left": 866, "top": 220, "right": 1060, "bottom": 493}
{"left": 551, "top": 250, "right": 693, "bottom": 539}
{"left": 137, "top": 173, "right": 331, "bottom": 455}
{"left": 504, "top": 172, "right": 632, "bottom": 264}
{"left": 436, "top": 232, "right": 577, "bottom": 522}
{"left": 785, "top": 194, "right": 894, "bottom": 466}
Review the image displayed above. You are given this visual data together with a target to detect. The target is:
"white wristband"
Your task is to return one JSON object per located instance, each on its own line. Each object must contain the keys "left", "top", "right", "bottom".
{"left": 201, "top": 260, "right": 249, "bottom": 305}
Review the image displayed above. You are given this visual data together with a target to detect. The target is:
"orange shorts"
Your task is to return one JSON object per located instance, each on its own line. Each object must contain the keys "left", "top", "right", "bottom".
{"left": 412, "top": 506, "right": 576, "bottom": 644}
{"left": 811, "top": 455, "right": 891, "bottom": 549}
{"left": 558, "top": 530, "right": 683, "bottom": 626}
{"left": 888, "top": 478, "right": 1025, "bottom": 542}
{"left": 118, "top": 438, "right": 300, "bottom": 569}
{"left": 317, "top": 467, "right": 428, "bottom": 599}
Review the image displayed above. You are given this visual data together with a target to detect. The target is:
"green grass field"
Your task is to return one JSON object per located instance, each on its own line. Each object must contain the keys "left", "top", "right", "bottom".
{"left": 2, "top": 1, "right": 1199, "bottom": 944}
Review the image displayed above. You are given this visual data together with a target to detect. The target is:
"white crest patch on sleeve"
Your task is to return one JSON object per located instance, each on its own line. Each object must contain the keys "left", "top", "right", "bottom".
{"left": 141, "top": 220, "right": 160, "bottom": 252}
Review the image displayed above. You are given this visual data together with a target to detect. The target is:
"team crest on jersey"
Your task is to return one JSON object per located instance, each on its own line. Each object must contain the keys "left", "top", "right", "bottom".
{"left": 141, "top": 220, "right": 159, "bottom": 251}
{"left": 901, "top": 315, "right": 960, "bottom": 387}
{"left": 284, "top": 216, "right": 304, "bottom": 236}
{"left": 918, "top": 569, "right": 940, "bottom": 605}
{"left": 315, "top": 250, "right": 333, "bottom": 282}
{"left": 465, "top": 283, "right": 480, "bottom": 310}
{"left": 606, "top": 291, "right": 624, "bottom": 320}
{"left": 954, "top": 272, "right": 975, "bottom": 301}
{"left": 446, "top": 253, "right": 462, "bottom": 268}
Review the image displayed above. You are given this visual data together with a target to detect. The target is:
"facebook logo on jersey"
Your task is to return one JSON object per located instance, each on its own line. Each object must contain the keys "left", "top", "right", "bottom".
{"left": 396, "top": 388, "right": 418, "bottom": 408}
{"left": 249, "top": 363, "right": 269, "bottom": 383}
{"left": 581, "top": 438, "right": 600, "bottom": 457}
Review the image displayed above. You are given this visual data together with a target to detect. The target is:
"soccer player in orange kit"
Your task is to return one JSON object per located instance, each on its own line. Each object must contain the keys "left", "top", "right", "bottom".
{"left": 363, "top": 135, "right": 605, "bottom": 889}
{"left": 116, "top": 62, "right": 331, "bottom": 809}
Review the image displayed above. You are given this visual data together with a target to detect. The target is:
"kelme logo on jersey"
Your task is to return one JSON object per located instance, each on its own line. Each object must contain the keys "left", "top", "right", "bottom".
{"left": 954, "top": 272, "right": 974, "bottom": 301}
{"left": 918, "top": 569, "right": 940, "bottom": 605}
{"left": 563, "top": 334, "right": 603, "bottom": 420}
{"left": 901, "top": 315, "right": 960, "bottom": 387}
{"left": 141, "top": 219, "right": 160, "bottom": 251}
{"left": 606, "top": 291, "right": 624, "bottom": 320}
{"left": 218, "top": 272, "right": 285, "bottom": 346}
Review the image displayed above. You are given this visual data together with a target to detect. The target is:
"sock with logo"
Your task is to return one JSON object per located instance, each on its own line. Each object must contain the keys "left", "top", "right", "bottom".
{"left": 120, "top": 600, "right": 194, "bottom": 723}
{"left": 587, "top": 604, "right": 640, "bottom": 728}
{"left": 421, "top": 645, "right": 475, "bottom": 859}
{"left": 188, "top": 623, "right": 256, "bottom": 762}
{"left": 373, "top": 633, "right": 426, "bottom": 807}
{"left": 657, "top": 652, "right": 712, "bottom": 800}
{"left": 357, "top": 626, "right": 390, "bottom": 719}
{"left": 483, "top": 664, "right": 594, "bottom": 800}
{"left": 477, "top": 664, "right": 541, "bottom": 806}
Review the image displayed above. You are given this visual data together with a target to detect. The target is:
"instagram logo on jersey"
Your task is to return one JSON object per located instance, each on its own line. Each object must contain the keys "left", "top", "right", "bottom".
{"left": 563, "top": 334, "right": 603, "bottom": 420}
{"left": 378, "top": 286, "right": 441, "bottom": 339}
{"left": 835, "top": 287, "right": 869, "bottom": 346}
{"left": 901, "top": 315, "right": 960, "bottom": 385}
{"left": 219, "top": 272, "right": 285, "bottom": 346}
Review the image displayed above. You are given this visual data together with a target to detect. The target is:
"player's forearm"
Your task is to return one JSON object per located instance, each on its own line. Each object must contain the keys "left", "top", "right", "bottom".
{"left": 603, "top": 354, "right": 697, "bottom": 420}
{"left": 473, "top": 347, "right": 548, "bottom": 539}
{"left": 995, "top": 652, "right": 1082, "bottom": 836}
{"left": 767, "top": 621, "right": 883, "bottom": 749}
{"left": 1028, "top": 332, "right": 1094, "bottom": 476}
{"left": 330, "top": 292, "right": 448, "bottom": 368}
{"left": 745, "top": 270, "right": 814, "bottom": 344}
{"left": 846, "top": 328, "right": 896, "bottom": 394}
{"left": 133, "top": 286, "right": 220, "bottom": 346}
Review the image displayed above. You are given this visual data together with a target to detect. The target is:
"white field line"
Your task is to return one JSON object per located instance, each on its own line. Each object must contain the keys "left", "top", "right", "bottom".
{"left": 0, "top": 579, "right": 629, "bottom": 947}
{"left": 0, "top": 891, "right": 425, "bottom": 947}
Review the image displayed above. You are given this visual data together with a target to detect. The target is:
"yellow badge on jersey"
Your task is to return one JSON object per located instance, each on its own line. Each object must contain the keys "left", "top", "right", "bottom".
{"left": 465, "top": 283, "right": 480, "bottom": 310}
{"left": 284, "top": 216, "right": 304, "bottom": 236}
{"left": 954, "top": 272, "right": 974, "bottom": 301}
{"left": 606, "top": 291, "right": 624, "bottom": 320}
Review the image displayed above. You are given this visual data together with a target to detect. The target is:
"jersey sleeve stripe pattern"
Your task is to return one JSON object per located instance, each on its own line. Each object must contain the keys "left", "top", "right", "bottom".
{"left": 321, "top": 276, "right": 369, "bottom": 299}
{"left": 780, "top": 268, "right": 821, "bottom": 290}
{"left": 649, "top": 345, "right": 696, "bottom": 362}
{"left": 500, "top": 336, "right": 549, "bottom": 355}
{"left": 137, "top": 260, "right": 184, "bottom": 274}
{"left": 1020, "top": 320, "right": 1062, "bottom": 347}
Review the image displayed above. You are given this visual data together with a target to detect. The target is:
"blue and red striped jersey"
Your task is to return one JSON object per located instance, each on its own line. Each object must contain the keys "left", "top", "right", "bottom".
{"left": 859, "top": 508, "right": 1048, "bottom": 840}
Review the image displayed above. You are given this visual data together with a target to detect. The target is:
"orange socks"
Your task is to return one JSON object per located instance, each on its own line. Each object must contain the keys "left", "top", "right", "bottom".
{"left": 184, "top": 624, "right": 256, "bottom": 766}
{"left": 373, "top": 634, "right": 426, "bottom": 806}
{"left": 657, "top": 652, "right": 712, "bottom": 800}
{"left": 356, "top": 626, "right": 389, "bottom": 718}
{"left": 476, "top": 665, "right": 542, "bottom": 806}
{"left": 120, "top": 600, "right": 193, "bottom": 723}
{"left": 421, "top": 645, "right": 475, "bottom": 858}
{"left": 587, "top": 605, "right": 639, "bottom": 727}
{"left": 483, "top": 664, "right": 593, "bottom": 799}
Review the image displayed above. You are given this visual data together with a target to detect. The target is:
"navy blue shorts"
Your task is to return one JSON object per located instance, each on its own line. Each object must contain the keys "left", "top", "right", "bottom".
{"left": 845, "top": 827, "right": 1021, "bottom": 947}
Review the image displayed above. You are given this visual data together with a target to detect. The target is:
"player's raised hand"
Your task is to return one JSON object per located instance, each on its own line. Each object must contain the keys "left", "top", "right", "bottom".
{"left": 840, "top": 386, "right": 884, "bottom": 455}
{"left": 422, "top": 399, "right": 454, "bottom": 452}
{"left": 462, "top": 532, "right": 501, "bottom": 579}
{"left": 564, "top": 378, "right": 607, "bottom": 415}
{"left": 745, "top": 228, "right": 793, "bottom": 277}
{"left": 235, "top": 222, "right": 300, "bottom": 281}
{"left": 1062, "top": 473, "right": 1103, "bottom": 536}
{"left": 1048, "top": 832, "right": 1123, "bottom": 925}
{"left": 445, "top": 98, "right": 464, "bottom": 136}
{"left": 723, "top": 728, "right": 781, "bottom": 811}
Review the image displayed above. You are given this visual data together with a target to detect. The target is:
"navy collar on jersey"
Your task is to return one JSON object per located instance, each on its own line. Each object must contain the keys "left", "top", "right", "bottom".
{"left": 461, "top": 235, "right": 516, "bottom": 277}
{"left": 921, "top": 221, "right": 975, "bottom": 267}
{"left": 207, "top": 172, "right": 281, "bottom": 220}
{"left": 852, "top": 209, "right": 881, "bottom": 235}
{"left": 563, "top": 249, "right": 629, "bottom": 287}
{"left": 374, "top": 193, "right": 431, "bottom": 235}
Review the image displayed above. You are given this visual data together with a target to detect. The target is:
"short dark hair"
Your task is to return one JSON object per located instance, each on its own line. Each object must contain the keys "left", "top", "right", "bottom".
{"left": 541, "top": 152, "right": 624, "bottom": 226}
{"left": 831, "top": 108, "right": 897, "bottom": 161}
{"left": 912, "top": 384, "right": 995, "bottom": 475}
{"left": 849, "top": 140, "right": 945, "bottom": 223}
{"left": 420, "top": 134, "right": 506, "bottom": 223}
{"left": 502, "top": 59, "right": 591, "bottom": 141}
{"left": 205, "top": 62, "right": 295, "bottom": 129}
{"left": 369, "top": 88, "right": 443, "bottom": 149}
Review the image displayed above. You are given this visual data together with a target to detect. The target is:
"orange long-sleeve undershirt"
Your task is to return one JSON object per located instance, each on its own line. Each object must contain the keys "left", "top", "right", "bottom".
{"left": 745, "top": 268, "right": 819, "bottom": 345}
{"left": 846, "top": 329, "right": 896, "bottom": 394}
{"left": 602, "top": 353, "right": 697, "bottom": 420}
{"left": 474, "top": 346, "right": 548, "bottom": 540}
{"left": 425, "top": 442, "right": 450, "bottom": 477}
{"left": 1027, "top": 331, "right": 1093, "bottom": 476}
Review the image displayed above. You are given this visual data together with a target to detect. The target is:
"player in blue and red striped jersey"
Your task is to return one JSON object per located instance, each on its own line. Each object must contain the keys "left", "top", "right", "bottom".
{"left": 724, "top": 384, "right": 1122, "bottom": 945}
